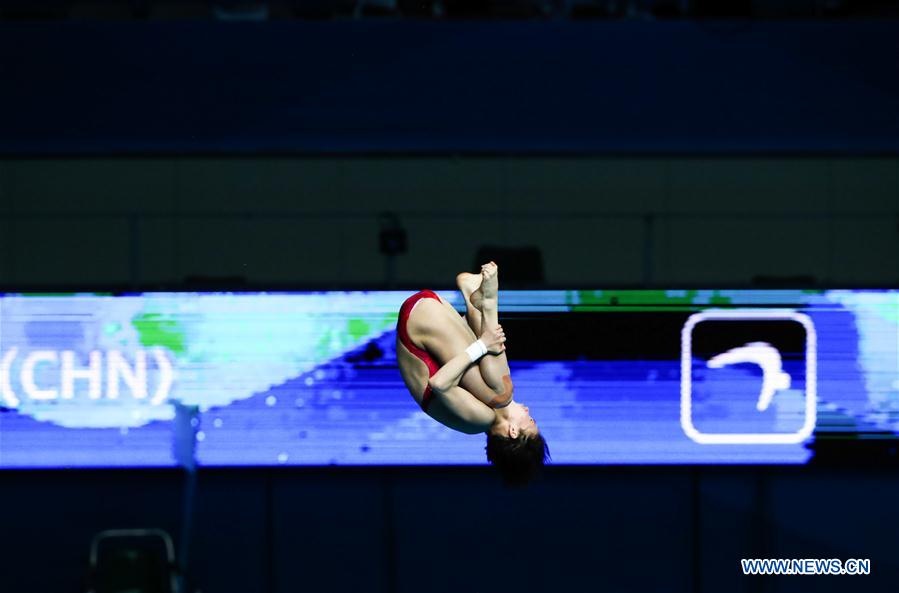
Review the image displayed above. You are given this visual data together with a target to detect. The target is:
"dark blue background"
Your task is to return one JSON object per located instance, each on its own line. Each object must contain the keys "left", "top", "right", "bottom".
{"left": 2, "top": 21, "right": 898, "bottom": 154}
{"left": 2, "top": 466, "right": 897, "bottom": 593}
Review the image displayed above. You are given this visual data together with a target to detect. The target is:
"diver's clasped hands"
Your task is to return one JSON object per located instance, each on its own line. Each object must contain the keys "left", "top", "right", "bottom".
{"left": 479, "top": 323, "right": 506, "bottom": 355}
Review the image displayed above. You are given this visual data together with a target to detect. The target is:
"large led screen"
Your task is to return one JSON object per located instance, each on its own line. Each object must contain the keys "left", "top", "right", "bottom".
{"left": 0, "top": 290, "right": 896, "bottom": 468}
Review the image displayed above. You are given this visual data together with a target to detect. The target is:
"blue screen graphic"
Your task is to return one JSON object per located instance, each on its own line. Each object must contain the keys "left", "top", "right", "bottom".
{"left": 0, "top": 290, "right": 896, "bottom": 468}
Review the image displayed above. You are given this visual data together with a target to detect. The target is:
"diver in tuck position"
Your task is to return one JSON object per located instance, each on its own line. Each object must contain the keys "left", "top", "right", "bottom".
{"left": 396, "top": 261, "right": 549, "bottom": 485}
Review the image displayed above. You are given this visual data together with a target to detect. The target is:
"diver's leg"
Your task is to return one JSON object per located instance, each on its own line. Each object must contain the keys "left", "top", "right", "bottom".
{"left": 477, "top": 262, "right": 511, "bottom": 375}
{"left": 410, "top": 297, "right": 509, "bottom": 408}
{"left": 456, "top": 263, "right": 511, "bottom": 391}
{"left": 455, "top": 271, "right": 484, "bottom": 336}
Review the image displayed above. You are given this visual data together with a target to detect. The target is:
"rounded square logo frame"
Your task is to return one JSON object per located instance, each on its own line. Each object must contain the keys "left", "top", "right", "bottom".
{"left": 680, "top": 309, "right": 817, "bottom": 445}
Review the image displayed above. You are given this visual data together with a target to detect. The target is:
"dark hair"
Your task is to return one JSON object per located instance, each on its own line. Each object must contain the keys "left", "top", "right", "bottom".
{"left": 485, "top": 432, "right": 550, "bottom": 487}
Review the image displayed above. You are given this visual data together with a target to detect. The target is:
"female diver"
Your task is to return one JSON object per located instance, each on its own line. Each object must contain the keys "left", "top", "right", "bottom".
{"left": 396, "top": 262, "right": 549, "bottom": 485}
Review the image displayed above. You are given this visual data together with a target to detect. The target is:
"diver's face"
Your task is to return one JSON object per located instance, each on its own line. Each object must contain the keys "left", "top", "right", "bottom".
{"left": 509, "top": 401, "right": 538, "bottom": 437}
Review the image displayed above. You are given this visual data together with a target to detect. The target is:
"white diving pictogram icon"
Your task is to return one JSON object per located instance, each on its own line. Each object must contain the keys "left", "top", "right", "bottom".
{"left": 706, "top": 341, "right": 791, "bottom": 412}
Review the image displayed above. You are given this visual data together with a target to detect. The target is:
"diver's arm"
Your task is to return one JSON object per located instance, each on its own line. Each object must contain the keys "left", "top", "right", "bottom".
{"left": 428, "top": 350, "right": 476, "bottom": 394}
{"left": 431, "top": 384, "right": 496, "bottom": 433}
{"left": 428, "top": 325, "right": 506, "bottom": 394}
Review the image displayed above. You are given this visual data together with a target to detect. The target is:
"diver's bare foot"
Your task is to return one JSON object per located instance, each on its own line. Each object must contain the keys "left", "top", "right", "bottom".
{"left": 456, "top": 272, "right": 484, "bottom": 310}
{"left": 456, "top": 272, "right": 481, "bottom": 297}
{"left": 480, "top": 261, "right": 498, "bottom": 300}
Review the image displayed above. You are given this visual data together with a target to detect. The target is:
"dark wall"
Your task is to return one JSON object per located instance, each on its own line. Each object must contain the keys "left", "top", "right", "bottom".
{"left": 1, "top": 156, "right": 896, "bottom": 289}
{"left": 1, "top": 466, "right": 897, "bottom": 593}
{"left": 2, "top": 21, "right": 898, "bottom": 154}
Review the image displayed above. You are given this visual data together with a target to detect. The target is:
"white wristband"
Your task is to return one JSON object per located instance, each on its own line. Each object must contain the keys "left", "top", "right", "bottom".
{"left": 465, "top": 339, "right": 488, "bottom": 363}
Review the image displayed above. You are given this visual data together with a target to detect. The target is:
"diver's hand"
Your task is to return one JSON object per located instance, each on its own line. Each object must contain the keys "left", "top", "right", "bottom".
{"left": 479, "top": 324, "right": 506, "bottom": 355}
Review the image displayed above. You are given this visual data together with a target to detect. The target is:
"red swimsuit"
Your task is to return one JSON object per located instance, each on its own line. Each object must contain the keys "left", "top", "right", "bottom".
{"left": 397, "top": 290, "right": 442, "bottom": 411}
